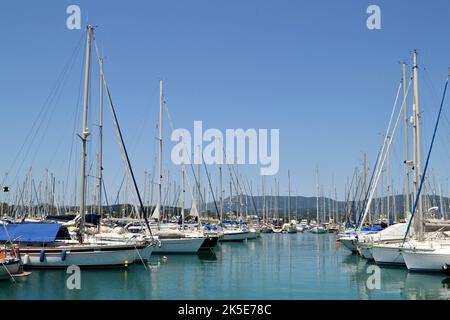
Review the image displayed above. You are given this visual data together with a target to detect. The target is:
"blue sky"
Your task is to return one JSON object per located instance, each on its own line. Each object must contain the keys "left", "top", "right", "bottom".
{"left": 1, "top": 0, "right": 450, "bottom": 206}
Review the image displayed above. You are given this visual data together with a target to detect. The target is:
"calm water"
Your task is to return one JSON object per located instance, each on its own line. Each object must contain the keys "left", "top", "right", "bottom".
{"left": 1, "top": 233, "right": 450, "bottom": 300}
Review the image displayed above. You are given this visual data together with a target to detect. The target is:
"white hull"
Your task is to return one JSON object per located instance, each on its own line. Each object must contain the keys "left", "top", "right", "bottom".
{"left": 93, "top": 233, "right": 154, "bottom": 262}
{"left": 220, "top": 231, "right": 249, "bottom": 242}
{"left": 372, "top": 244, "right": 406, "bottom": 266}
{"left": 403, "top": 248, "right": 450, "bottom": 272}
{"left": 246, "top": 230, "right": 260, "bottom": 240}
{"left": 0, "top": 259, "right": 20, "bottom": 279}
{"left": 19, "top": 245, "right": 139, "bottom": 269}
{"left": 359, "top": 244, "right": 374, "bottom": 260}
{"left": 339, "top": 236, "right": 358, "bottom": 253}
{"left": 135, "top": 246, "right": 154, "bottom": 262}
{"left": 310, "top": 226, "right": 327, "bottom": 234}
{"left": 153, "top": 237, "right": 204, "bottom": 254}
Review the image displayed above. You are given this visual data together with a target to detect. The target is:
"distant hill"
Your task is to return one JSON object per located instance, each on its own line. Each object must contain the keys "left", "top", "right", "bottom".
{"left": 203, "top": 194, "right": 450, "bottom": 220}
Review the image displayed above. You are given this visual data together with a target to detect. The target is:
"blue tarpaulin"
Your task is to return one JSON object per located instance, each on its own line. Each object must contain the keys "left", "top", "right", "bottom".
{"left": 0, "top": 223, "right": 62, "bottom": 243}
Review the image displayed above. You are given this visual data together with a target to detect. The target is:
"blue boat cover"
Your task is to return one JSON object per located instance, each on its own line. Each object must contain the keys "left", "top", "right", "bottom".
{"left": 361, "top": 225, "right": 383, "bottom": 232}
{"left": 0, "top": 223, "right": 62, "bottom": 243}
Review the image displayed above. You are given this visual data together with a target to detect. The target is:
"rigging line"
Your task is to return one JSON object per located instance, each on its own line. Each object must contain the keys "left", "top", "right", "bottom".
{"left": 12, "top": 44, "right": 83, "bottom": 188}
{"left": 244, "top": 176, "right": 259, "bottom": 215}
{"left": 162, "top": 100, "right": 205, "bottom": 206}
{"left": 91, "top": 37, "right": 147, "bottom": 222}
{"left": 355, "top": 80, "right": 404, "bottom": 227}
{"left": 201, "top": 152, "right": 220, "bottom": 217}
{"left": 358, "top": 78, "right": 412, "bottom": 231}
{"left": 4, "top": 33, "right": 85, "bottom": 187}
{"left": 104, "top": 79, "right": 153, "bottom": 237}
{"left": 37, "top": 43, "right": 86, "bottom": 171}
{"left": 403, "top": 74, "right": 449, "bottom": 243}
{"left": 423, "top": 69, "right": 450, "bottom": 157}
{"left": 102, "top": 178, "right": 112, "bottom": 218}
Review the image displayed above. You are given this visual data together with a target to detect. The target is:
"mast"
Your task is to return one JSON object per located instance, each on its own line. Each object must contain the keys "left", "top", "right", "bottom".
{"left": 97, "top": 57, "right": 104, "bottom": 225}
{"left": 152, "top": 80, "right": 164, "bottom": 229}
{"left": 79, "top": 25, "right": 93, "bottom": 239}
{"left": 197, "top": 145, "right": 201, "bottom": 217}
{"left": 316, "top": 167, "right": 319, "bottom": 225}
{"left": 219, "top": 166, "right": 224, "bottom": 222}
{"left": 364, "top": 152, "right": 370, "bottom": 225}
{"left": 288, "top": 170, "right": 291, "bottom": 222}
{"left": 180, "top": 166, "right": 185, "bottom": 230}
{"left": 28, "top": 168, "right": 32, "bottom": 217}
{"left": 403, "top": 62, "right": 411, "bottom": 221}
{"left": 412, "top": 50, "right": 424, "bottom": 241}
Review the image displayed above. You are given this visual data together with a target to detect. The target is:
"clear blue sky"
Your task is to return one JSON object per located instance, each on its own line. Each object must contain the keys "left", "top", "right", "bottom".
{"left": 1, "top": 0, "right": 450, "bottom": 206}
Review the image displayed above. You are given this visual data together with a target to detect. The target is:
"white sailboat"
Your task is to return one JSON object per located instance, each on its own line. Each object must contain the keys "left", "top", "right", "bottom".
{"left": 150, "top": 80, "right": 205, "bottom": 254}
{"left": 310, "top": 169, "right": 326, "bottom": 234}
{"left": 374, "top": 52, "right": 450, "bottom": 269}
{"left": 397, "top": 55, "right": 450, "bottom": 272}
{"left": 9, "top": 26, "right": 151, "bottom": 268}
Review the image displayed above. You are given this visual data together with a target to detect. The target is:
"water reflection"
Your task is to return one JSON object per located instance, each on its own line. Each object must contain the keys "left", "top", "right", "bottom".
{"left": 197, "top": 250, "right": 218, "bottom": 262}
{"left": 2, "top": 234, "right": 450, "bottom": 299}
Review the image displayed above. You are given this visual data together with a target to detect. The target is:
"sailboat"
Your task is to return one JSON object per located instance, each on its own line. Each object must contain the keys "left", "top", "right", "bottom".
{"left": 5, "top": 26, "right": 151, "bottom": 268}
{"left": 150, "top": 80, "right": 205, "bottom": 254}
{"left": 342, "top": 62, "right": 417, "bottom": 258}
{"left": 310, "top": 169, "right": 327, "bottom": 234}
{"left": 0, "top": 225, "right": 21, "bottom": 280}
{"left": 395, "top": 55, "right": 450, "bottom": 272}
{"left": 373, "top": 52, "right": 450, "bottom": 269}
{"left": 284, "top": 170, "right": 297, "bottom": 234}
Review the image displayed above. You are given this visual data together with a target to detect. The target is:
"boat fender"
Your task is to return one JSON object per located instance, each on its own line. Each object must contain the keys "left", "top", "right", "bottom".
{"left": 39, "top": 249, "right": 45, "bottom": 262}
{"left": 23, "top": 254, "right": 30, "bottom": 265}
{"left": 441, "top": 264, "right": 450, "bottom": 276}
{"left": 61, "top": 250, "right": 67, "bottom": 261}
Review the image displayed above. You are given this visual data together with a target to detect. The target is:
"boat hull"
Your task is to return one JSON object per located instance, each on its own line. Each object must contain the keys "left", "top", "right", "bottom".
{"left": 19, "top": 245, "right": 140, "bottom": 269}
{"left": 310, "top": 227, "right": 327, "bottom": 234}
{"left": 372, "top": 245, "right": 406, "bottom": 266}
{"left": 246, "top": 230, "right": 260, "bottom": 240}
{"left": 200, "top": 236, "right": 219, "bottom": 250}
{"left": 358, "top": 244, "right": 374, "bottom": 260}
{"left": 339, "top": 237, "right": 358, "bottom": 253}
{"left": 219, "top": 231, "right": 249, "bottom": 242}
{"left": 0, "top": 259, "right": 20, "bottom": 279}
{"left": 153, "top": 237, "right": 204, "bottom": 254}
{"left": 402, "top": 249, "right": 450, "bottom": 272}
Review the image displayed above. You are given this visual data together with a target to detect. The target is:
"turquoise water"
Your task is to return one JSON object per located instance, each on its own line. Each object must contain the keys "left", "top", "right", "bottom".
{"left": 1, "top": 233, "right": 450, "bottom": 300}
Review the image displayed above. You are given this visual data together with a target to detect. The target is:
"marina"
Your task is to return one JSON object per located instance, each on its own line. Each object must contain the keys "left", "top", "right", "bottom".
{"left": 1, "top": 1, "right": 450, "bottom": 303}
{"left": 1, "top": 233, "right": 450, "bottom": 300}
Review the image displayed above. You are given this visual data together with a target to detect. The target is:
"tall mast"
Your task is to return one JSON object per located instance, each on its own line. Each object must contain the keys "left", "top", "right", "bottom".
{"left": 180, "top": 166, "right": 185, "bottom": 230}
{"left": 262, "top": 177, "right": 266, "bottom": 222}
{"left": 197, "top": 145, "right": 201, "bottom": 216}
{"left": 403, "top": 62, "right": 411, "bottom": 221}
{"left": 219, "top": 166, "right": 224, "bottom": 221}
{"left": 152, "top": 80, "right": 164, "bottom": 229}
{"left": 97, "top": 57, "right": 104, "bottom": 225}
{"left": 316, "top": 167, "right": 319, "bottom": 224}
{"left": 79, "top": 25, "right": 93, "bottom": 239}
{"left": 288, "top": 170, "right": 291, "bottom": 222}
{"left": 364, "top": 152, "right": 370, "bottom": 225}
{"left": 412, "top": 50, "right": 424, "bottom": 241}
